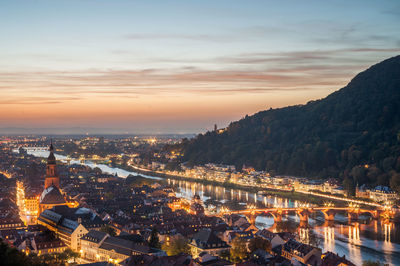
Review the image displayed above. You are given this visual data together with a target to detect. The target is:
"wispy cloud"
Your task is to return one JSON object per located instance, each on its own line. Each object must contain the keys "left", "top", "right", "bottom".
{"left": 0, "top": 48, "right": 398, "bottom": 105}
{"left": 0, "top": 96, "right": 81, "bottom": 105}
{"left": 125, "top": 33, "right": 234, "bottom": 42}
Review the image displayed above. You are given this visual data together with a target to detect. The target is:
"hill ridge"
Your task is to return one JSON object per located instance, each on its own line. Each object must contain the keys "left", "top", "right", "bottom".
{"left": 172, "top": 55, "right": 400, "bottom": 194}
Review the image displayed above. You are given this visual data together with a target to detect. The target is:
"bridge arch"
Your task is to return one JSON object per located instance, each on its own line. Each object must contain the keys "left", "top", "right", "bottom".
{"left": 319, "top": 209, "right": 337, "bottom": 221}
{"left": 358, "top": 209, "right": 380, "bottom": 219}
{"left": 221, "top": 206, "right": 385, "bottom": 227}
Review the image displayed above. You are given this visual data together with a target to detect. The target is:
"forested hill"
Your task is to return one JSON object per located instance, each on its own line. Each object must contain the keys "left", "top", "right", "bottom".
{"left": 173, "top": 55, "right": 400, "bottom": 190}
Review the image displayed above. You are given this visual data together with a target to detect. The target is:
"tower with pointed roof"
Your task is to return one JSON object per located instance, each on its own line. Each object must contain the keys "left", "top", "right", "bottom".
{"left": 39, "top": 142, "right": 68, "bottom": 214}
{"left": 44, "top": 142, "right": 60, "bottom": 189}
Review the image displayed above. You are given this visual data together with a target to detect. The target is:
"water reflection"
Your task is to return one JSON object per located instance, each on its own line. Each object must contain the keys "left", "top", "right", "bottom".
{"left": 169, "top": 179, "right": 400, "bottom": 266}
{"left": 324, "top": 226, "right": 335, "bottom": 252}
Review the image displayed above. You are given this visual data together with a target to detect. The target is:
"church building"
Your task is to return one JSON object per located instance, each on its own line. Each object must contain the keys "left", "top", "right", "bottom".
{"left": 39, "top": 143, "right": 74, "bottom": 213}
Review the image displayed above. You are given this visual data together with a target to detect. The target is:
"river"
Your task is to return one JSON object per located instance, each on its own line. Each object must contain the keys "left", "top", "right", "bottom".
{"left": 25, "top": 149, "right": 400, "bottom": 265}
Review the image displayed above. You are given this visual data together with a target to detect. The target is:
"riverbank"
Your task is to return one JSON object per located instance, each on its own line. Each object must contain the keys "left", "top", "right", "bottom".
{"left": 50, "top": 150, "right": 378, "bottom": 208}
{"left": 117, "top": 163, "right": 349, "bottom": 206}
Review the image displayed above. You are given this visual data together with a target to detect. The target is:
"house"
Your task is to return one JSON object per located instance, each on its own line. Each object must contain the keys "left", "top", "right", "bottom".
{"left": 81, "top": 230, "right": 154, "bottom": 264}
{"left": 189, "top": 229, "right": 230, "bottom": 258}
{"left": 369, "top": 186, "right": 398, "bottom": 203}
{"left": 256, "top": 229, "right": 286, "bottom": 249}
{"left": 281, "top": 239, "right": 321, "bottom": 266}
{"left": 321, "top": 252, "right": 355, "bottom": 266}
{"left": 37, "top": 206, "right": 104, "bottom": 251}
{"left": 355, "top": 184, "right": 369, "bottom": 199}
{"left": 191, "top": 252, "right": 233, "bottom": 266}
{"left": 223, "top": 214, "right": 248, "bottom": 228}
{"left": 223, "top": 230, "right": 254, "bottom": 245}
{"left": 0, "top": 217, "right": 25, "bottom": 230}
{"left": 26, "top": 235, "right": 67, "bottom": 255}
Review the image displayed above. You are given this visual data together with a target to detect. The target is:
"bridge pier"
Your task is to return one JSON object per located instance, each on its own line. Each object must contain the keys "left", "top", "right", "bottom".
{"left": 271, "top": 211, "right": 283, "bottom": 223}
{"left": 370, "top": 210, "right": 380, "bottom": 219}
{"left": 296, "top": 209, "right": 311, "bottom": 224}
{"left": 299, "top": 220, "right": 309, "bottom": 228}
{"left": 321, "top": 209, "right": 336, "bottom": 221}
{"left": 245, "top": 213, "right": 257, "bottom": 225}
{"left": 381, "top": 210, "right": 394, "bottom": 221}
{"left": 322, "top": 220, "right": 335, "bottom": 228}
{"left": 243, "top": 212, "right": 257, "bottom": 225}
{"left": 348, "top": 212, "right": 359, "bottom": 221}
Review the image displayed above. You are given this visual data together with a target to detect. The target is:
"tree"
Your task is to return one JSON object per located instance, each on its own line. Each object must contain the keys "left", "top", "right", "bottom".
{"left": 62, "top": 248, "right": 80, "bottom": 263}
{"left": 0, "top": 239, "right": 41, "bottom": 266}
{"left": 275, "top": 220, "right": 297, "bottom": 233}
{"left": 230, "top": 237, "right": 248, "bottom": 262}
{"left": 35, "top": 248, "right": 80, "bottom": 265}
{"left": 104, "top": 191, "right": 114, "bottom": 200}
{"left": 248, "top": 236, "right": 271, "bottom": 253}
{"left": 390, "top": 172, "right": 400, "bottom": 194}
{"left": 93, "top": 167, "right": 102, "bottom": 174}
{"left": 149, "top": 228, "right": 161, "bottom": 249}
{"left": 343, "top": 177, "right": 355, "bottom": 196}
{"left": 162, "top": 235, "right": 189, "bottom": 256}
{"left": 219, "top": 250, "right": 231, "bottom": 261}
{"left": 100, "top": 225, "right": 117, "bottom": 237}
{"left": 173, "top": 56, "right": 400, "bottom": 188}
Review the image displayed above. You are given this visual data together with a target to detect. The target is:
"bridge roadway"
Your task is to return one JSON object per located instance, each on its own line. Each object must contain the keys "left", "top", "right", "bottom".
{"left": 219, "top": 206, "right": 393, "bottom": 225}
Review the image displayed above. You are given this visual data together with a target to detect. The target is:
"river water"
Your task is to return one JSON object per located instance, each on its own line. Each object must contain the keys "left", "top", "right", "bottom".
{"left": 25, "top": 149, "right": 400, "bottom": 265}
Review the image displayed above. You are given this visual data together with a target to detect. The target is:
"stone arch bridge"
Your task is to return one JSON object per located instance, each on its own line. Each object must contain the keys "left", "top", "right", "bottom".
{"left": 219, "top": 206, "right": 395, "bottom": 226}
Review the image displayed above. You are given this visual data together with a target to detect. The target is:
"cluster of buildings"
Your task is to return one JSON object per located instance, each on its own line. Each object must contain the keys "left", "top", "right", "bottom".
{"left": 356, "top": 185, "right": 398, "bottom": 203}
{"left": 147, "top": 162, "right": 350, "bottom": 198}
{"left": 143, "top": 160, "right": 400, "bottom": 206}
{"left": 0, "top": 143, "right": 359, "bottom": 265}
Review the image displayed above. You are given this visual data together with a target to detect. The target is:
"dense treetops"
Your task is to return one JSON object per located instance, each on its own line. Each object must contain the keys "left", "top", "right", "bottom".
{"left": 173, "top": 56, "right": 400, "bottom": 192}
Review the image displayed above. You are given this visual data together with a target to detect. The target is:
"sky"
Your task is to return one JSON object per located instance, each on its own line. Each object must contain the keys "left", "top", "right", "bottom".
{"left": 0, "top": 0, "right": 399, "bottom": 134}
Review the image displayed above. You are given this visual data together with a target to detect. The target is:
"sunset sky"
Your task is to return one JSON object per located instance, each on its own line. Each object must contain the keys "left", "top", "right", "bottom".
{"left": 0, "top": 0, "right": 399, "bottom": 134}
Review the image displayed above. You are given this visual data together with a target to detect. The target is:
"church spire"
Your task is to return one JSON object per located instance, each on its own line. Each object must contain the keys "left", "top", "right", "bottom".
{"left": 47, "top": 141, "right": 56, "bottom": 165}
{"left": 49, "top": 138, "right": 54, "bottom": 152}
{"left": 44, "top": 141, "right": 59, "bottom": 189}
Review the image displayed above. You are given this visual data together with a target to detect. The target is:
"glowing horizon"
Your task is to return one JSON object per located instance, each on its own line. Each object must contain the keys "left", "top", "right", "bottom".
{"left": 1, "top": 0, "right": 399, "bottom": 134}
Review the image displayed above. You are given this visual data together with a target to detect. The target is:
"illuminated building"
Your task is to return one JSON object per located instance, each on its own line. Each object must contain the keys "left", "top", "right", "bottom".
{"left": 38, "top": 206, "right": 105, "bottom": 251}
{"left": 355, "top": 184, "right": 369, "bottom": 199}
{"left": 167, "top": 197, "right": 182, "bottom": 211}
{"left": 321, "top": 251, "right": 355, "bottom": 266}
{"left": 25, "top": 194, "right": 39, "bottom": 215}
{"left": 0, "top": 217, "right": 25, "bottom": 230}
{"left": 25, "top": 236, "right": 67, "bottom": 256}
{"left": 189, "top": 195, "right": 205, "bottom": 216}
{"left": 189, "top": 229, "right": 229, "bottom": 258}
{"left": 369, "top": 186, "right": 398, "bottom": 203}
{"left": 281, "top": 239, "right": 321, "bottom": 265}
{"left": 24, "top": 193, "right": 39, "bottom": 224}
{"left": 80, "top": 230, "right": 152, "bottom": 263}
{"left": 39, "top": 143, "right": 76, "bottom": 214}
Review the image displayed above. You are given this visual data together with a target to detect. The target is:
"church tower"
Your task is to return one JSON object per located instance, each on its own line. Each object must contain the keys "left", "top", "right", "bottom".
{"left": 44, "top": 142, "right": 60, "bottom": 189}
{"left": 39, "top": 142, "right": 69, "bottom": 214}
